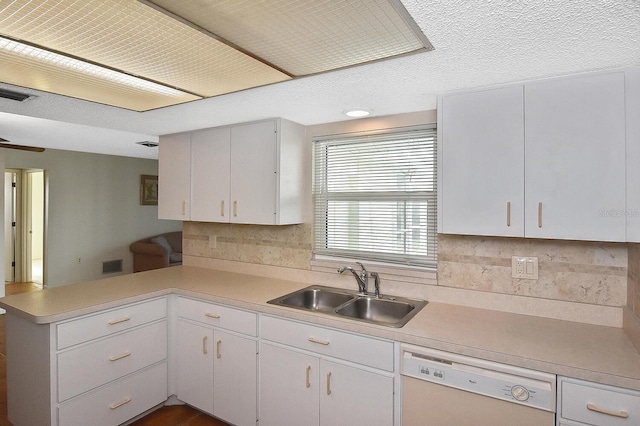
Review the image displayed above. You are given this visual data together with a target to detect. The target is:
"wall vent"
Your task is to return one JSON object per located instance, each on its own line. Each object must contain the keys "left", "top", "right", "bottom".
{"left": 102, "top": 259, "right": 123, "bottom": 274}
{"left": 0, "top": 88, "right": 34, "bottom": 102}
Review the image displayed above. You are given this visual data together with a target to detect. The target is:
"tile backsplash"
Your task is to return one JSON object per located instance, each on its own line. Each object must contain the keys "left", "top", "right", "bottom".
{"left": 438, "top": 234, "right": 628, "bottom": 307}
{"left": 185, "top": 222, "right": 634, "bottom": 312}
{"left": 184, "top": 221, "right": 313, "bottom": 270}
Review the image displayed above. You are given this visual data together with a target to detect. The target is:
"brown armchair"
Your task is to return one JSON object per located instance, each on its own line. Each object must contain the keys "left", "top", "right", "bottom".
{"left": 130, "top": 231, "right": 182, "bottom": 272}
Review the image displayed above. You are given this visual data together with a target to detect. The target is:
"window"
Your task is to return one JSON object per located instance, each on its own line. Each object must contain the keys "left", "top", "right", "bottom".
{"left": 313, "top": 126, "right": 437, "bottom": 268}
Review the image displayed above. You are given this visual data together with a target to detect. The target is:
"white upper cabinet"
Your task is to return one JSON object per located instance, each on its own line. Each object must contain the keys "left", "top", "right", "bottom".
{"left": 438, "top": 85, "right": 525, "bottom": 237}
{"left": 158, "top": 132, "right": 191, "bottom": 220}
{"left": 438, "top": 70, "right": 628, "bottom": 242}
{"left": 626, "top": 67, "right": 640, "bottom": 242}
{"left": 191, "top": 127, "right": 231, "bottom": 222}
{"left": 524, "top": 72, "right": 626, "bottom": 241}
{"left": 159, "top": 118, "right": 308, "bottom": 225}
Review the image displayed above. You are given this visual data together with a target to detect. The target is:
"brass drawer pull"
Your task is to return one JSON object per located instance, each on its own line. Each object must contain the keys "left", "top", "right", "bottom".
{"left": 506, "top": 202, "right": 511, "bottom": 227}
{"left": 109, "top": 352, "right": 131, "bottom": 362}
{"left": 326, "top": 371, "right": 332, "bottom": 395}
{"left": 205, "top": 313, "right": 221, "bottom": 319}
{"left": 216, "top": 339, "right": 222, "bottom": 359}
{"left": 109, "top": 397, "right": 131, "bottom": 410}
{"left": 203, "top": 336, "right": 208, "bottom": 355}
{"left": 220, "top": 200, "right": 225, "bottom": 217}
{"left": 308, "top": 337, "right": 330, "bottom": 346}
{"left": 587, "top": 403, "right": 629, "bottom": 418}
{"left": 305, "top": 365, "right": 311, "bottom": 388}
{"left": 108, "top": 316, "right": 130, "bottom": 325}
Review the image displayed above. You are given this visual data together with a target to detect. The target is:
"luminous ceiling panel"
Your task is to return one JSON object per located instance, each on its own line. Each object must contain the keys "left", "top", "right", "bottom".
{"left": 147, "top": 0, "right": 432, "bottom": 76}
{"left": 0, "top": 0, "right": 291, "bottom": 110}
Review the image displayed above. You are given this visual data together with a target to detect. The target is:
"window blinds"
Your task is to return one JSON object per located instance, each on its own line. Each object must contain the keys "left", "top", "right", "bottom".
{"left": 313, "top": 126, "right": 437, "bottom": 268}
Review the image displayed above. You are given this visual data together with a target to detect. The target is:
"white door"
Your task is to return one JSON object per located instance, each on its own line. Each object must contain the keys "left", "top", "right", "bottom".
{"left": 439, "top": 86, "right": 525, "bottom": 236}
{"left": 259, "top": 343, "right": 319, "bottom": 426}
{"left": 525, "top": 72, "right": 626, "bottom": 241}
{"left": 158, "top": 133, "right": 191, "bottom": 220}
{"left": 191, "top": 127, "right": 231, "bottom": 222}
{"left": 319, "top": 360, "right": 393, "bottom": 426}
{"left": 176, "top": 320, "right": 214, "bottom": 414}
{"left": 213, "top": 330, "right": 257, "bottom": 426}
{"left": 230, "top": 121, "right": 277, "bottom": 224}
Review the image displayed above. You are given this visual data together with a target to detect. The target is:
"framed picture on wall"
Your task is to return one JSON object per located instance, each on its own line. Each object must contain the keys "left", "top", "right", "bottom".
{"left": 140, "top": 175, "right": 158, "bottom": 205}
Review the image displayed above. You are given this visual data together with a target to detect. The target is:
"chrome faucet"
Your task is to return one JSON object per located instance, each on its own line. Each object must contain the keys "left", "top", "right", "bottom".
{"left": 338, "top": 262, "right": 368, "bottom": 294}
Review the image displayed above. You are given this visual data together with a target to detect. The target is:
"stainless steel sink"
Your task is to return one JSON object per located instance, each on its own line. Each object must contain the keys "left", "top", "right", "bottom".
{"left": 267, "top": 285, "right": 427, "bottom": 328}
{"left": 276, "top": 287, "right": 355, "bottom": 312}
{"left": 335, "top": 296, "right": 423, "bottom": 327}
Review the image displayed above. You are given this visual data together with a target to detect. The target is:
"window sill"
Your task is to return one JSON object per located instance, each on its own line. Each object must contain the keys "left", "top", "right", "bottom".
{"left": 310, "top": 255, "right": 437, "bottom": 286}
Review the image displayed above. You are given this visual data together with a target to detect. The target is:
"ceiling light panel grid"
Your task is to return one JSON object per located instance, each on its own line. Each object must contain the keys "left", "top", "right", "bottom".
{"left": 147, "top": 0, "right": 430, "bottom": 76}
{"left": 0, "top": 0, "right": 291, "bottom": 100}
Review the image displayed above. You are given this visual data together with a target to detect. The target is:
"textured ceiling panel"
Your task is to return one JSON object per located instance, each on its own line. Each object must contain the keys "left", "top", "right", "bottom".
{"left": 147, "top": 0, "right": 431, "bottom": 76}
{"left": 0, "top": 0, "right": 291, "bottom": 107}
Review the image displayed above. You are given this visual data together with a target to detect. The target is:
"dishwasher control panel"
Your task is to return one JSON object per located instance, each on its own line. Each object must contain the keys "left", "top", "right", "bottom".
{"left": 401, "top": 344, "right": 556, "bottom": 412}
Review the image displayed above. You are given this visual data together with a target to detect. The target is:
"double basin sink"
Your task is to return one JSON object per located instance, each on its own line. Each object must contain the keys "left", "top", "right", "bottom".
{"left": 267, "top": 285, "right": 427, "bottom": 328}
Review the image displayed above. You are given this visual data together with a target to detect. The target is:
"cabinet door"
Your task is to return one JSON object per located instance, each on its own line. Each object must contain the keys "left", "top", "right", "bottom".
{"left": 191, "top": 127, "right": 231, "bottom": 222}
{"left": 259, "top": 342, "right": 319, "bottom": 426}
{"left": 213, "top": 330, "right": 257, "bottom": 426}
{"left": 319, "top": 360, "right": 393, "bottom": 426}
{"left": 176, "top": 320, "right": 214, "bottom": 414}
{"left": 626, "top": 67, "right": 640, "bottom": 242}
{"left": 439, "top": 86, "right": 525, "bottom": 236}
{"left": 158, "top": 133, "right": 191, "bottom": 220}
{"left": 230, "top": 121, "right": 278, "bottom": 224}
{"left": 525, "top": 72, "right": 626, "bottom": 241}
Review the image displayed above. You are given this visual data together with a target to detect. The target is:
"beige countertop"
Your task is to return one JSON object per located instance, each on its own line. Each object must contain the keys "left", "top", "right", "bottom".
{"left": 1, "top": 266, "right": 639, "bottom": 391}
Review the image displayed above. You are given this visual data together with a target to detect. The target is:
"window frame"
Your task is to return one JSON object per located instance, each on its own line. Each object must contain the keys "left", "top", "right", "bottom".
{"left": 312, "top": 125, "right": 437, "bottom": 269}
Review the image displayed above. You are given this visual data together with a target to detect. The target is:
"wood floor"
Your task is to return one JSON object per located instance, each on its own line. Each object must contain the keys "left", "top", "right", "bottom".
{"left": 0, "top": 283, "right": 229, "bottom": 426}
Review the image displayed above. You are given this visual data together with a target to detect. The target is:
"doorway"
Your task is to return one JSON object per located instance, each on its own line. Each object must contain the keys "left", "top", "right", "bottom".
{"left": 4, "top": 169, "right": 46, "bottom": 288}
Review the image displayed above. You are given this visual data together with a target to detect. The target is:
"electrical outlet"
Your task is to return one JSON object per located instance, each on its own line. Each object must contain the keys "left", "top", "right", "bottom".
{"left": 511, "top": 256, "right": 538, "bottom": 279}
{"left": 208, "top": 235, "right": 217, "bottom": 249}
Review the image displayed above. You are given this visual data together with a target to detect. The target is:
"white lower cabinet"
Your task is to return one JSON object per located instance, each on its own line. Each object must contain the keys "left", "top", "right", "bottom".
{"left": 259, "top": 315, "right": 395, "bottom": 426}
{"left": 175, "top": 297, "right": 258, "bottom": 426}
{"left": 557, "top": 377, "right": 640, "bottom": 425}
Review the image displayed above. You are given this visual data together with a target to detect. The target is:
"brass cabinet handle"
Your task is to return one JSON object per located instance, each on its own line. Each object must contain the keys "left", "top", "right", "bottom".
{"left": 538, "top": 202, "right": 543, "bottom": 228}
{"left": 109, "top": 352, "right": 131, "bottom": 362}
{"left": 203, "top": 336, "right": 208, "bottom": 355}
{"left": 326, "top": 371, "right": 332, "bottom": 395}
{"left": 506, "top": 202, "right": 511, "bottom": 227}
{"left": 308, "top": 337, "right": 330, "bottom": 346}
{"left": 587, "top": 403, "right": 628, "bottom": 418}
{"left": 305, "top": 365, "right": 311, "bottom": 388}
{"left": 108, "top": 316, "right": 130, "bottom": 325}
{"left": 181, "top": 200, "right": 186, "bottom": 216}
{"left": 205, "top": 313, "right": 221, "bottom": 319}
{"left": 109, "top": 397, "right": 131, "bottom": 410}
{"left": 220, "top": 200, "right": 225, "bottom": 217}
{"left": 233, "top": 201, "right": 238, "bottom": 217}
{"left": 216, "top": 339, "right": 222, "bottom": 359}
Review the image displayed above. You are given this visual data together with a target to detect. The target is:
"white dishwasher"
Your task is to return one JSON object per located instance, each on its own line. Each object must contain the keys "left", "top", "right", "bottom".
{"left": 401, "top": 344, "right": 556, "bottom": 426}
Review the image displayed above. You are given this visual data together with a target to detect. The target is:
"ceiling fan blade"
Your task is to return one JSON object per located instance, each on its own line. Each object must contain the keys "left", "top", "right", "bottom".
{"left": 0, "top": 138, "right": 45, "bottom": 152}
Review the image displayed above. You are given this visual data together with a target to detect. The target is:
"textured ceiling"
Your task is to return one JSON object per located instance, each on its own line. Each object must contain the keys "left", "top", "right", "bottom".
{"left": 1, "top": 0, "right": 639, "bottom": 159}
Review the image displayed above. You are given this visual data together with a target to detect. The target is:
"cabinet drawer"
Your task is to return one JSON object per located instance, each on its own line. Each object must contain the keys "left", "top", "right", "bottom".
{"left": 560, "top": 378, "right": 640, "bottom": 425}
{"left": 57, "top": 320, "right": 167, "bottom": 402}
{"left": 58, "top": 362, "right": 167, "bottom": 426}
{"left": 176, "top": 297, "right": 257, "bottom": 336}
{"left": 57, "top": 298, "right": 167, "bottom": 350}
{"left": 260, "top": 315, "right": 393, "bottom": 371}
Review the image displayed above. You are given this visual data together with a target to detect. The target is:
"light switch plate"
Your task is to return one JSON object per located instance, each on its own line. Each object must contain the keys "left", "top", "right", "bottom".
{"left": 511, "top": 256, "right": 538, "bottom": 279}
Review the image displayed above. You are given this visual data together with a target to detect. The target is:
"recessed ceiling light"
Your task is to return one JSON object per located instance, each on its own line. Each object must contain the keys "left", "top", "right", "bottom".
{"left": 344, "top": 109, "right": 372, "bottom": 118}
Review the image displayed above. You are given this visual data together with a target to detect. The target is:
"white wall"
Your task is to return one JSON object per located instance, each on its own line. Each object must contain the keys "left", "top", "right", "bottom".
{"left": 0, "top": 155, "right": 4, "bottom": 303}
{"left": 1, "top": 148, "right": 181, "bottom": 287}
